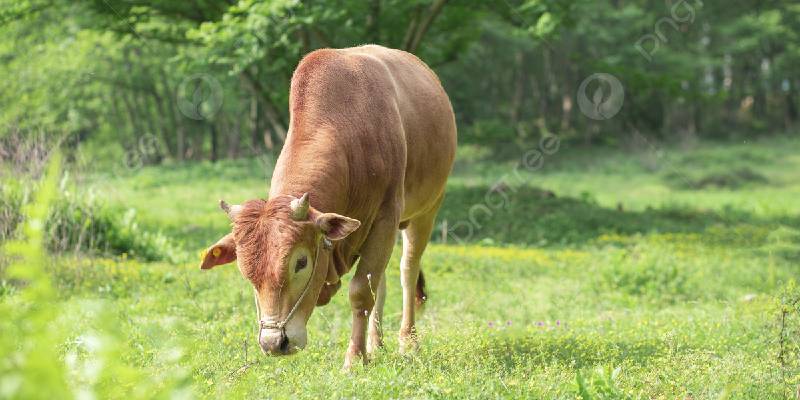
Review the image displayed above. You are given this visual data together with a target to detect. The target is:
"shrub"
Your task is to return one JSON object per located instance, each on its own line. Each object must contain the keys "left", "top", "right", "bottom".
{"left": 45, "top": 193, "right": 176, "bottom": 262}
{"left": 0, "top": 182, "right": 175, "bottom": 262}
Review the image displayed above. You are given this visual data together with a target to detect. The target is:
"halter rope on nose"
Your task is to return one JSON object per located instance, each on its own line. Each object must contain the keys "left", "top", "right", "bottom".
{"left": 255, "top": 236, "right": 333, "bottom": 343}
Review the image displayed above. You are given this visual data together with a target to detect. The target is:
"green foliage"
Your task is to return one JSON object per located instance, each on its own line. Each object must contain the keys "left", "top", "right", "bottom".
{"left": 8, "top": 0, "right": 798, "bottom": 160}
{"left": 0, "top": 0, "right": 798, "bottom": 396}
{"left": 45, "top": 194, "right": 177, "bottom": 262}
{"left": 3, "top": 135, "right": 783, "bottom": 398}
{"left": 0, "top": 154, "right": 190, "bottom": 398}
{"left": 0, "top": 181, "right": 177, "bottom": 262}
{"left": 0, "top": 153, "right": 69, "bottom": 398}
{"left": 576, "top": 366, "right": 633, "bottom": 400}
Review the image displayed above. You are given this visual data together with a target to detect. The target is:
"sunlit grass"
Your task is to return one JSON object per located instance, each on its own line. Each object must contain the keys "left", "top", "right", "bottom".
{"left": 36, "top": 238, "right": 793, "bottom": 398}
{"left": 3, "top": 136, "right": 800, "bottom": 398}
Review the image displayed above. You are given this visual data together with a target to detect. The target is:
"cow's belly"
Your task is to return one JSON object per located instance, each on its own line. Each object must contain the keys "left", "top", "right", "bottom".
{"left": 399, "top": 116, "right": 456, "bottom": 221}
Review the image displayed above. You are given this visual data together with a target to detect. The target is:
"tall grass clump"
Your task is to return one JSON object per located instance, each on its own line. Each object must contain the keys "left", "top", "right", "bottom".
{"left": 777, "top": 281, "right": 800, "bottom": 397}
{"left": 0, "top": 179, "right": 26, "bottom": 242}
{"left": 576, "top": 366, "right": 634, "bottom": 400}
{"left": 45, "top": 191, "right": 176, "bottom": 262}
{"left": 0, "top": 153, "right": 190, "bottom": 399}
{"left": 0, "top": 178, "right": 176, "bottom": 262}
{"left": 595, "top": 244, "right": 703, "bottom": 303}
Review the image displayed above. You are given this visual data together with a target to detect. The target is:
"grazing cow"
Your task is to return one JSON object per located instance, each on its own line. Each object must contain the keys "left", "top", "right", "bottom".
{"left": 199, "top": 44, "right": 456, "bottom": 368}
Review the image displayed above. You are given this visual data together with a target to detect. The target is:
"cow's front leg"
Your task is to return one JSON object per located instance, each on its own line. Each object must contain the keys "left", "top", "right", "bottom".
{"left": 343, "top": 216, "right": 396, "bottom": 370}
{"left": 343, "top": 270, "right": 376, "bottom": 369}
{"left": 367, "top": 272, "right": 387, "bottom": 355}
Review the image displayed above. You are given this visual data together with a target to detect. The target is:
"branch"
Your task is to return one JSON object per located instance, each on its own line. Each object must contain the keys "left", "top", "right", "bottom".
{"left": 402, "top": 5, "right": 423, "bottom": 51}
{"left": 406, "top": 0, "right": 449, "bottom": 53}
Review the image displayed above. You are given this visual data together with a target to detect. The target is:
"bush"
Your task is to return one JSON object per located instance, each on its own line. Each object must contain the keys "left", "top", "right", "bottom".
{"left": 45, "top": 193, "right": 176, "bottom": 262}
{"left": 0, "top": 183, "right": 175, "bottom": 262}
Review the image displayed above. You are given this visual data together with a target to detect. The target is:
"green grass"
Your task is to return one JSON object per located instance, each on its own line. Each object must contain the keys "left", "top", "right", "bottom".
{"left": 4, "top": 135, "right": 800, "bottom": 398}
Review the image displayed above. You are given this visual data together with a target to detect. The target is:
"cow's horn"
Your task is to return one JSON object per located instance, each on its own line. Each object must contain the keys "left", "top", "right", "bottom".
{"left": 220, "top": 199, "right": 242, "bottom": 221}
{"left": 290, "top": 193, "right": 310, "bottom": 220}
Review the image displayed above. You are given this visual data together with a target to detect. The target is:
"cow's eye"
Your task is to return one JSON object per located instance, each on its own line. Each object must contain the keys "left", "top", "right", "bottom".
{"left": 295, "top": 256, "right": 308, "bottom": 273}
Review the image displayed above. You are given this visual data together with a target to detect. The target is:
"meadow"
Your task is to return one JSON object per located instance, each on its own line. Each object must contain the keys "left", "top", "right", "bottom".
{"left": 3, "top": 135, "right": 800, "bottom": 399}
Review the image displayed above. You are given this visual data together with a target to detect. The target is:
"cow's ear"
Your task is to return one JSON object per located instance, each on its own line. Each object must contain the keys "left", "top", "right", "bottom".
{"left": 200, "top": 233, "right": 237, "bottom": 270}
{"left": 313, "top": 212, "right": 361, "bottom": 241}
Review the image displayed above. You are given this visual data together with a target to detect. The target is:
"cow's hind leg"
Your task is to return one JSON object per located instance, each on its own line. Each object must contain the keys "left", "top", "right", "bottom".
{"left": 399, "top": 202, "right": 439, "bottom": 354}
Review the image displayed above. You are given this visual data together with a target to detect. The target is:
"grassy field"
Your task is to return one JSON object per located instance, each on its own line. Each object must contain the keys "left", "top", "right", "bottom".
{"left": 4, "top": 135, "right": 800, "bottom": 398}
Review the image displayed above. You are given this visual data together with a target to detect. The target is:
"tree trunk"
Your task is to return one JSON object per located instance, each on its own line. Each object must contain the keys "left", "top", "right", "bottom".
{"left": 147, "top": 79, "right": 175, "bottom": 159}
{"left": 241, "top": 71, "right": 287, "bottom": 144}
{"left": 785, "top": 79, "right": 798, "bottom": 130}
{"left": 121, "top": 91, "right": 143, "bottom": 141}
{"left": 403, "top": 0, "right": 448, "bottom": 53}
{"left": 250, "top": 94, "right": 261, "bottom": 154}
{"left": 510, "top": 51, "right": 525, "bottom": 140}
{"left": 158, "top": 69, "right": 182, "bottom": 159}
{"left": 227, "top": 117, "right": 241, "bottom": 159}
{"left": 209, "top": 122, "right": 218, "bottom": 162}
{"left": 366, "top": 0, "right": 381, "bottom": 43}
{"left": 134, "top": 93, "right": 159, "bottom": 145}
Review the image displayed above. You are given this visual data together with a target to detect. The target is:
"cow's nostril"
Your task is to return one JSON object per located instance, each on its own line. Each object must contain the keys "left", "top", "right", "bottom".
{"left": 279, "top": 334, "right": 289, "bottom": 353}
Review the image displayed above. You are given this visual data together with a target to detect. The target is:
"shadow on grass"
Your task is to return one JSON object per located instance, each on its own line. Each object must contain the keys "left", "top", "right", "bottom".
{"left": 434, "top": 184, "right": 800, "bottom": 247}
{"left": 483, "top": 330, "right": 667, "bottom": 369}
{"left": 662, "top": 167, "right": 769, "bottom": 190}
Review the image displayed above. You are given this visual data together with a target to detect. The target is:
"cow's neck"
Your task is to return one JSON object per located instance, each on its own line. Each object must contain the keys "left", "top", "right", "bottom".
{"left": 269, "top": 129, "right": 361, "bottom": 280}
{"left": 268, "top": 129, "right": 348, "bottom": 215}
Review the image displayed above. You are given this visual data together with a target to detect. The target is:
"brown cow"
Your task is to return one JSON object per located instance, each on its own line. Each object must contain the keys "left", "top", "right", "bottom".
{"left": 199, "top": 45, "right": 456, "bottom": 368}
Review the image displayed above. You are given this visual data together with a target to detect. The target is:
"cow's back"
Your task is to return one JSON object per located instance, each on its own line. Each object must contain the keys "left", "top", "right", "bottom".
{"left": 276, "top": 45, "right": 456, "bottom": 226}
{"left": 339, "top": 45, "right": 457, "bottom": 221}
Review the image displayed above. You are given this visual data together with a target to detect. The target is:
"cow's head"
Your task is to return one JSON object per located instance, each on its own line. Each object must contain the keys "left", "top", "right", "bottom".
{"left": 199, "top": 193, "right": 360, "bottom": 355}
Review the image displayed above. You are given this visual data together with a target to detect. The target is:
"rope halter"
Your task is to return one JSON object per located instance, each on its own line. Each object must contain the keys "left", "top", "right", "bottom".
{"left": 255, "top": 236, "right": 333, "bottom": 341}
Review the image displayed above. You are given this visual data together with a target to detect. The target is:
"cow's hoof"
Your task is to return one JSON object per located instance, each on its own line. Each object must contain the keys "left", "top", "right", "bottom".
{"left": 342, "top": 350, "right": 368, "bottom": 371}
{"left": 398, "top": 333, "right": 419, "bottom": 355}
{"left": 366, "top": 335, "right": 383, "bottom": 356}
{"left": 341, "top": 358, "right": 354, "bottom": 372}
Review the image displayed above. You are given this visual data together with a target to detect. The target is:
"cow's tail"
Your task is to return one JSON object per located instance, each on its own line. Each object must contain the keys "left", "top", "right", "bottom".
{"left": 415, "top": 270, "right": 427, "bottom": 310}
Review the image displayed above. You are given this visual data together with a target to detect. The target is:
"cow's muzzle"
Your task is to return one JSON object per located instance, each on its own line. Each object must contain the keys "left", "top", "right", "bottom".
{"left": 259, "top": 328, "right": 292, "bottom": 355}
